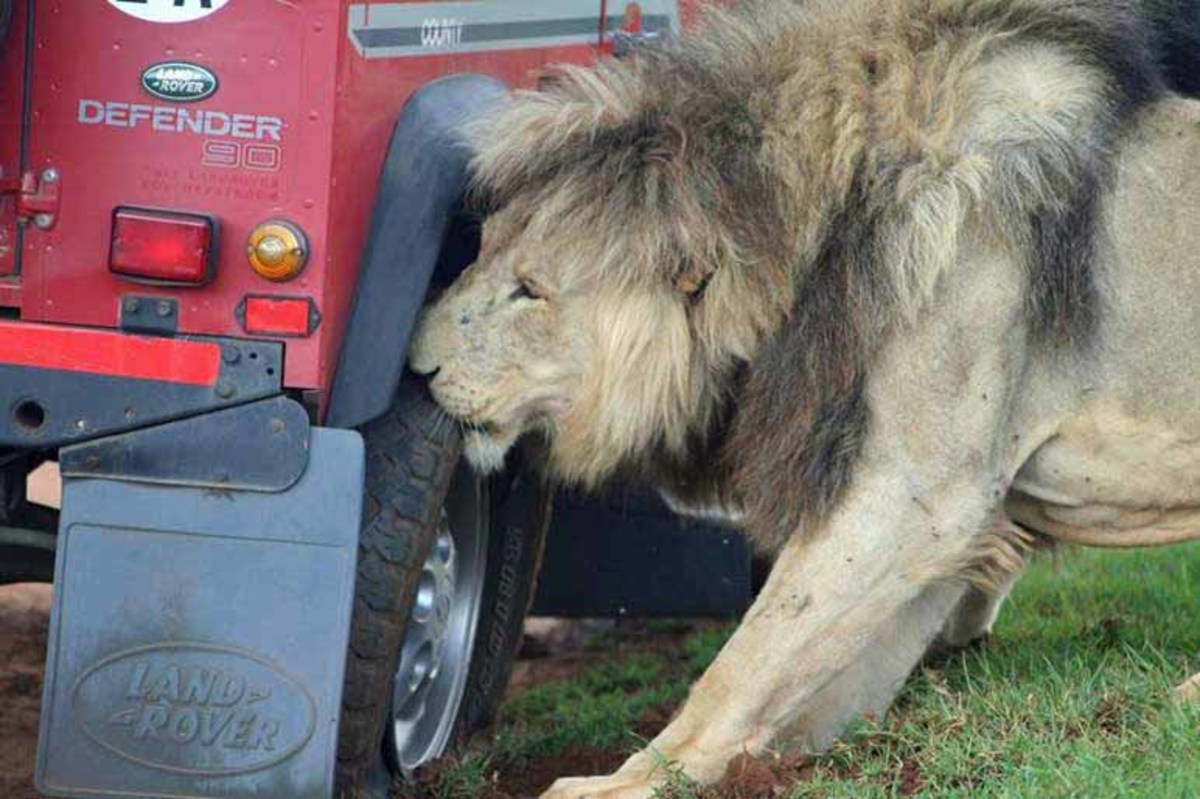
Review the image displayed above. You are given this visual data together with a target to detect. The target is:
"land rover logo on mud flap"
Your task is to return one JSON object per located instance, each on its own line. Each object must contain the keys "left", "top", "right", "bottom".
{"left": 72, "top": 642, "right": 317, "bottom": 776}
{"left": 141, "top": 62, "right": 218, "bottom": 103}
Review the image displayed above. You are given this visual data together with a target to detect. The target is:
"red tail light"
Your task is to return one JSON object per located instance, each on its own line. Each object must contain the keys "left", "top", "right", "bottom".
{"left": 109, "top": 207, "right": 216, "bottom": 285}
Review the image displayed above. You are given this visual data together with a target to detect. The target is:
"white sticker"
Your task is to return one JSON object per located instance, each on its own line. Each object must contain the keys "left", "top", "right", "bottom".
{"left": 107, "top": 0, "right": 232, "bottom": 25}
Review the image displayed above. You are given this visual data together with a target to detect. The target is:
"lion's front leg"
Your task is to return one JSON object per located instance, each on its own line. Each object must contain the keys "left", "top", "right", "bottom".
{"left": 541, "top": 472, "right": 1006, "bottom": 799}
{"left": 540, "top": 251, "right": 1044, "bottom": 798}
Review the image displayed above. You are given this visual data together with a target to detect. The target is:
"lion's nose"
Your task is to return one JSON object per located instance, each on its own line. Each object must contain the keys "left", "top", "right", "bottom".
{"left": 407, "top": 340, "right": 441, "bottom": 375}
{"left": 410, "top": 361, "right": 440, "bottom": 378}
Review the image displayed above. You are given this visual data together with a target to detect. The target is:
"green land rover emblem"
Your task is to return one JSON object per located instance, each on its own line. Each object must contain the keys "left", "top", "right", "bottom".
{"left": 141, "top": 62, "right": 218, "bottom": 103}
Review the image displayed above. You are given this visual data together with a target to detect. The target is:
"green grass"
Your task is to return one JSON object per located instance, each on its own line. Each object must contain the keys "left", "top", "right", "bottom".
{"left": 421, "top": 753, "right": 496, "bottom": 799}
{"left": 429, "top": 544, "right": 1199, "bottom": 797}
{"left": 786, "top": 544, "right": 1200, "bottom": 799}
{"left": 500, "top": 651, "right": 679, "bottom": 752}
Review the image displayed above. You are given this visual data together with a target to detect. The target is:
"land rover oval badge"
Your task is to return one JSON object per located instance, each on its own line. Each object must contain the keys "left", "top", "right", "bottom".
{"left": 141, "top": 62, "right": 218, "bottom": 103}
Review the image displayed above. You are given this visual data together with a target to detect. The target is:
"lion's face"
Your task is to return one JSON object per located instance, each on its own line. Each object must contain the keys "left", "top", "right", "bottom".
{"left": 409, "top": 225, "right": 585, "bottom": 472}
{"left": 409, "top": 212, "right": 712, "bottom": 483}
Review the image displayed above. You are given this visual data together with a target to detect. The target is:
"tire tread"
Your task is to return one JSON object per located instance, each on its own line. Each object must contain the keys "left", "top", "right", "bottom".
{"left": 335, "top": 383, "right": 460, "bottom": 795}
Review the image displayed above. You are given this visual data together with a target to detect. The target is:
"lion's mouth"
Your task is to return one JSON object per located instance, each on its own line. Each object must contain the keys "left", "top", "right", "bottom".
{"left": 462, "top": 419, "right": 498, "bottom": 436}
{"left": 425, "top": 391, "right": 525, "bottom": 472}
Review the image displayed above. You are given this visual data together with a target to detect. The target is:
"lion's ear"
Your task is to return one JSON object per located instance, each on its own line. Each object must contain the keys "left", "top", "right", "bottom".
{"left": 673, "top": 257, "right": 715, "bottom": 300}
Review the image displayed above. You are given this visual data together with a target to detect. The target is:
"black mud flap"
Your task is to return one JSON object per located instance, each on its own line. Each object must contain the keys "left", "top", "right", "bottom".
{"left": 35, "top": 427, "right": 364, "bottom": 799}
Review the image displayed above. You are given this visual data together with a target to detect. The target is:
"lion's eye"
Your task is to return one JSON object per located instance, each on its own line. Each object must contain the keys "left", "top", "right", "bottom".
{"left": 510, "top": 281, "right": 542, "bottom": 302}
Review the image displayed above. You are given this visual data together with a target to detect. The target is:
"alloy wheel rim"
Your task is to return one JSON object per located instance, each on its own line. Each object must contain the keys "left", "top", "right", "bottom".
{"left": 391, "top": 463, "right": 488, "bottom": 774}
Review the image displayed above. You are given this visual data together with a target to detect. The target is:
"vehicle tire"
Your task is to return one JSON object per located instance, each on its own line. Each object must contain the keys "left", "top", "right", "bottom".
{"left": 335, "top": 376, "right": 550, "bottom": 798}
{"left": 442, "top": 443, "right": 552, "bottom": 738}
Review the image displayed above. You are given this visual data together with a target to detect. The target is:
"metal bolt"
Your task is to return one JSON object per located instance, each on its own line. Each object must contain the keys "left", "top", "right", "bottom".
{"left": 33, "top": 214, "right": 54, "bottom": 230}
{"left": 122, "top": 297, "right": 141, "bottom": 314}
{"left": 155, "top": 300, "right": 173, "bottom": 318}
{"left": 215, "top": 380, "right": 236, "bottom": 399}
{"left": 74, "top": 419, "right": 88, "bottom": 431}
{"left": 222, "top": 346, "right": 241, "bottom": 365}
{"left": 269, "top": 418, "right": 285, "bottom": 435}
{"left": 41, "top": 167, "right": 59, "bottom": 184}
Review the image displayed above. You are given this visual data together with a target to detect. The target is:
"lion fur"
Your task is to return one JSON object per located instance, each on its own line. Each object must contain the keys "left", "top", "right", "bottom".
{"left": 467, "top": 0, "right": 1184, "bottom": 549}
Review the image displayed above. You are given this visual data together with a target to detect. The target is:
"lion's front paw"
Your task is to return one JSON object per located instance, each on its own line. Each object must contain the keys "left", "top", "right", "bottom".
{"left": 540, "top": 774, "right": 661, "bottom": 799}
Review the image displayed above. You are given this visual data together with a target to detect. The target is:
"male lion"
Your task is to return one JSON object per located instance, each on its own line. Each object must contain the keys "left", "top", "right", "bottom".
{"left": 410, "top": 1, "right": 1200, "bottom": 796}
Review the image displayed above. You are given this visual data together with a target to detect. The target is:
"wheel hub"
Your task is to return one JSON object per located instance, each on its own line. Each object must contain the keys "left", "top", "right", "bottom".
{"left": 395, "top": 521, "right": 455, "bottom": 709}
{"left": 391, "top": 465, "right": 488, "bottom": 774}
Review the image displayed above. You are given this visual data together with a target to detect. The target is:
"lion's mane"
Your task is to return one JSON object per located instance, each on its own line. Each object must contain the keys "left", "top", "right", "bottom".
{"left": 469, "top": 0, "right": 1184, "bottom": 548}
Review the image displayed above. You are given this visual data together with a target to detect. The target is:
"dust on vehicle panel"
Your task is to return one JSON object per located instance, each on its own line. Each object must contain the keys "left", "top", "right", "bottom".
{"left": 348, "top": 0, "right": 619, "bottom": 59}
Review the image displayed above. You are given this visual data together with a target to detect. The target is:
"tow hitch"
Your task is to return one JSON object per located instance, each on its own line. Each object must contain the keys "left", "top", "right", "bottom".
{"left": 34, "top": 400, "right": 363, "bottom": 799}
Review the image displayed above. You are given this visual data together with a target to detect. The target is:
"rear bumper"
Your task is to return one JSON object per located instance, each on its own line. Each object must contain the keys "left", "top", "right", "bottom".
{"left": 0, "top": 320, "right": 283, "bottom": 447}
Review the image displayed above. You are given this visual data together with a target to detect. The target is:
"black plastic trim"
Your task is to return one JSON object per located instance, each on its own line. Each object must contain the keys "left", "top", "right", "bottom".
{"left": 326, "top": 74, "right": 508, "bottom": 429}
{"left": 60, "top": 396, "right": 310, "bottom": 493}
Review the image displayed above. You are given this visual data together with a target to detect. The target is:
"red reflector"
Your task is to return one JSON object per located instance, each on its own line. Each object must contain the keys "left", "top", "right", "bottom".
{"left": 0, "top": 320, "right": 220, "bottom": 386}
{"left": 241, "top": 296, "right": 317, "bottom": 337}
{"left": 110, "top": 208, "right": 214, "bottom": 285}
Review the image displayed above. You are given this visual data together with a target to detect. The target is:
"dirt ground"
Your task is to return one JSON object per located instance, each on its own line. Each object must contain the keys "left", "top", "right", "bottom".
{"left": 0, "top": 583, "right": 51, "bottom": 799}
{"left": 1, "top": 467, "right": 58, "bottom": 799}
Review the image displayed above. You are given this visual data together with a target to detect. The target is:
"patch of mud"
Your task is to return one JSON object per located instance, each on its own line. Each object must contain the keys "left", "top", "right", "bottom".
{"left": 631, "top": 701, "right": 675, "bottom": 740}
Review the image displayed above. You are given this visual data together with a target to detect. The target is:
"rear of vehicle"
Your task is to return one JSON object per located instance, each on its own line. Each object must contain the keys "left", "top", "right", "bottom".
{"left": 0, "top": 2, "right": 687, "bottom": 797}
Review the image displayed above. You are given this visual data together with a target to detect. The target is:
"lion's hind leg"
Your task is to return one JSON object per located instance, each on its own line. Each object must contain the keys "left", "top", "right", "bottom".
{"left": 936, "top": 584, "right": 1014, "bottom": 652}
{"left": 935, "top": 520, "right": 1046, "bottom": 652}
